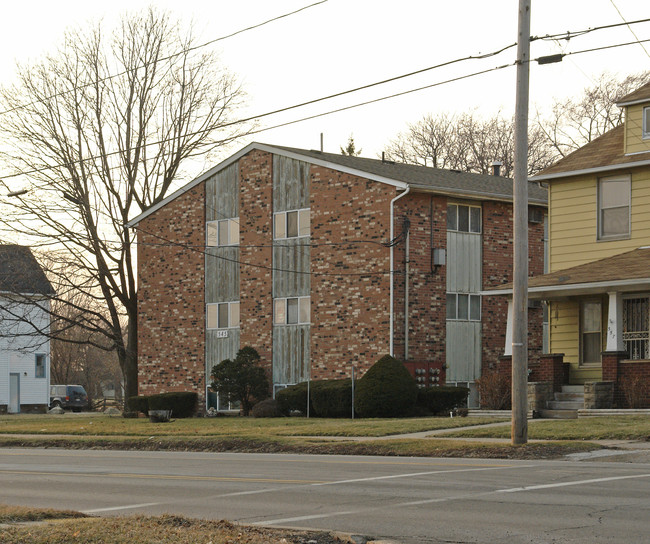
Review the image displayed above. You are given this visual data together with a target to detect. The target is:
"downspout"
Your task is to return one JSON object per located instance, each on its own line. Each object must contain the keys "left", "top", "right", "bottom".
{"left": 404, "top": 224, "right": 410, "bottom": 360}
{"left": 390, "top": 186, "right": 410, "bottom": 356}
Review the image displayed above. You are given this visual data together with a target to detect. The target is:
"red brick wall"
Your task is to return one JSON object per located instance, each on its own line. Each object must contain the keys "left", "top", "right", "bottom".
{"left": 137, "top": 183, "right": 206, "bottom": 405}
{"left": 392, "top": 194, "right": 447, "bottom": 365}
{"left": 238, "top": 150, "right": 274, "bottom": 374}
{"left": 310, "top": 166, "right": 394, "bottom": 379}
{"left": 482, "top": 202, "right": 545, "bottom": 372}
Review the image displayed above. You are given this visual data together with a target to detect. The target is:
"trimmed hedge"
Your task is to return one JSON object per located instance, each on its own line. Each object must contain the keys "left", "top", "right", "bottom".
{"left": 127, "top": 396, "right": 149, "bottom": 414}
{"left": 311, "top": 379, "right": 353, "bottom": 418}
{"left": 147, "top": 392, "right": 198, "bottom": 418}
{"left": 276, "top": 382, "right": 310, "bottom": 416}
{"left": 354, "top": 354, "right": 418, "bottom": 418}
{"left": 416, "top": 386, "right": 470, "bottom": 415}
{"left": 251, "top": 398, "right": 282, "bottom": 418}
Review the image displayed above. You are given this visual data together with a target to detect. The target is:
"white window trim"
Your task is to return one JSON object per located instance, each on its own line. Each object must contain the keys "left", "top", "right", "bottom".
{"left": 206, "top": 218, "right": 239, "bottom": 247}
{"left": 580, "top": 299, "right": 602, "bottom": 366}
{"left": 274, "top": 296, "right": 310, "bottom": 325}
{"left": 446, "top": 293, "right": 481, "bottom": 322}
{"left": 206, "top": 301, "right": 240, "bottom": 330}
{"left": 597, "top": 175, "right": 631, "bottom": 241}
{"left": 274, "top": 208, "right": 310, "bottom": 239}
{"left": 643, "top": 106, "right": 650, "bottom": 140}
{"left": 447, "top": 203, "right": 481, "bottom": 234}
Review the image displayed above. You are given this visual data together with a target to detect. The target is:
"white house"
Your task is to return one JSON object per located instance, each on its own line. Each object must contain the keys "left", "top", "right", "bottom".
{"left": 0, "top": 245, "right": 54, "bottom": 413}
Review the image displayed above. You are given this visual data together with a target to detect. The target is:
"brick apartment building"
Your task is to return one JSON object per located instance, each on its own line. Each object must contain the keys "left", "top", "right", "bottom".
{"left": 128, "top": 143, "right": 547, "bottom": 409}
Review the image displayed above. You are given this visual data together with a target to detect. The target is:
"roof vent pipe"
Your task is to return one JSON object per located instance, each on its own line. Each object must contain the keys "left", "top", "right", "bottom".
{"left": 320, "top": 133, "right": 324, "bottom": 152}
{"left": 382, "top": 151, "right": 385, "bottom": 163}
{"left": 491, "top": 161, "right": 503, "bottom": 177}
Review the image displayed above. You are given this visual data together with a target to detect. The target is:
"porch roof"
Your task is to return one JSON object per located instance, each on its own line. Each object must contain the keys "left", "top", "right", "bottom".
{"left": 484, "top": 247, "right": 650, "bottom": 299}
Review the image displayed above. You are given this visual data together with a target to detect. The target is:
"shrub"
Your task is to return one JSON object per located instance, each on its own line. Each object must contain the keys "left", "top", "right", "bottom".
{"left": 621, "top": 374, "right": 646, "bottom": 408}
{"left": 251, "top": 398, "right": 283, "bottom": 418}
{"left": 211, "top": 347, "right": 269, "bottom": 416}
{"left": 276, "top": 382, "right": 310, "bottom": 416}
{"left": 127, "top": 396, "right": 149, "bottom": 414}
{"left": 147, "top": 392, "right": 198, "bottom": 418}
{"left": 311, "top": 379, "right": 353, "bottom": 418}
{"left": 354, "top": 354, "right": 418, "bottom": 418}
{"left": 476, "top": 371, "right": 511, "bottom": 409}
{"left": 416, "top": 386, "right": 470, "bottom": 415}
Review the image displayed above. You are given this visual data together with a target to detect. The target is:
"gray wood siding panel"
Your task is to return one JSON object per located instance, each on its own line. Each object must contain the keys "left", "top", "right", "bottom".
{"left": 445, "top": 321, "right": 482, "bottom": 382}
{"left": 273, "top": 156, "right": 310, "bottom": 212}
{"left": 446, "top": 232, "right": 482, "bottom": 292}
{"left": 206, "top": 329, "right": 240, "bottom": 376}
{"left": 206, "top": 247, "right": 239, "bottom": 303}
{"left": 273, "top": 325, "right": 310, "bottom": 384}
{"left": 273, "top": 240, "right": 310, "bottom": 298}
{"left": 206, "top": 162, "right": 239, "bottom": 221}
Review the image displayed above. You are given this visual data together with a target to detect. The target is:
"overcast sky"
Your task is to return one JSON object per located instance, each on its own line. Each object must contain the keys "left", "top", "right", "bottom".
{"left": 1, "top": 0, "right": 648, "bottom": 181}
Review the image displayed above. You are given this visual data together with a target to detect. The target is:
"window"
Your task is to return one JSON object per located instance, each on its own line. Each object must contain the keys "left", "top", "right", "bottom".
{"left": 35, "top": 354, "right": 46, "bottom": 378}
{"left": 598, "top": 176, "right": 630, "bottom": 239}
{"left": 643, "top": 106, "right": 650, "bottom": 139}
{"left": 274, "top": 209, "right": 310, "bottom": 239}
{"left": 207, "top": 219, "right": 239, "bottom": 247}
{"left": 447, "top": 204, "right": 481, "bottom": 233}
{"left": 274, "top": 296, "right": 310, "bottom": 324}
{"left": 206, "top": 302, "right": 240, "bottom": 329}
{"left": 580, "top": 301, "right": 602, "bottom": 365}
{"left": 446, "top": 293, "right": 481, "bottom": 321}
{"left": 623, "top": 296, "right": 649, "bottom": 359}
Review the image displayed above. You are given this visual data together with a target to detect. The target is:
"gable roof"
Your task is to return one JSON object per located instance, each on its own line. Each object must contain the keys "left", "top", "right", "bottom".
{"left": 532, "top": 125, "right": 650, "bottom": 181}
{"left": 485, "top": 246, "right": 650, "bottom": 298}
{"left": 0, "top": 245, "right": 54, "bottom": 295}
{"left": 617, "top": 81, "right": 650, "bottom": 106}
{"left": 127, "top": 142, "right": 547, "bottom": 227}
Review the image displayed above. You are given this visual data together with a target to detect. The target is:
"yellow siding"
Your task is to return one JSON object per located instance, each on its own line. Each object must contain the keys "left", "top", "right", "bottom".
{"left": 549, "top": 168, "right": 650, "bottom": 272}
{"left": 625, "top": 105, "right": 650, "bottom": 154}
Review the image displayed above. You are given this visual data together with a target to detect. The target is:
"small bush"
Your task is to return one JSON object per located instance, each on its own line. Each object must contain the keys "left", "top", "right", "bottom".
{"left": 251, "top": 398, "right": 283, "bottom": 418}
{"left": 127, "top": 396, "right": 149, "bottom": 414}
{"left": 311, "top": 379, "right": 353, "bottom": 418}
{"left": 276, "top": 382, "right": 310, "bottom": 415}
{"left": 476, "top": 371, "right": 511, "bottom": 410}
{"left": 354, "top": 354, "right": 418, "bottom": 418}
{"left": 147, "top": 392, "right": 198, "bottom": 418}
{"left": 621, "top": 374, "right": 647, "bottom": 408}
{"left": 416, "top": 386, "right": 470, "bottom": 415}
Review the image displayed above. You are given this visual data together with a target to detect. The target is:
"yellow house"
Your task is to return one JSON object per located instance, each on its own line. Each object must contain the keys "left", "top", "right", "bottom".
{"left": 491, "top": 81, "right": 650, "bottom": 409}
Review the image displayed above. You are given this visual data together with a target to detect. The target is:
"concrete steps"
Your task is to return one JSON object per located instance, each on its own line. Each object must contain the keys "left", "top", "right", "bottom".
{"left": 541, "top": 385, "right": 584, "bottom": 419}
{"left": 537, "top": 408, "right": 578, "bottom": 419}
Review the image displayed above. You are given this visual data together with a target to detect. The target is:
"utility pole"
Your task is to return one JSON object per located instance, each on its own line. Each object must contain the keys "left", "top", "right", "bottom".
{"left": 512, "top": 0, "right": 531, "bottom": 445}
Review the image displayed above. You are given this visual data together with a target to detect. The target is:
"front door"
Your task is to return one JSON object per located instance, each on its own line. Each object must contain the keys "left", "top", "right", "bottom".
{"left": 9, "top": 373, "right": 20, "bottom": 413}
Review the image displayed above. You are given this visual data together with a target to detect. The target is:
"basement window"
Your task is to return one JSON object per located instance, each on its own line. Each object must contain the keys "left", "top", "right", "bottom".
{"left": 206, "top": 302, "right": 240, "bottom": 329}
{"left": 274, "top": 296, "right": 310, "bottom": 325}
{"left": 274, "top": 209, "right": 310, "bottom": 239}
{"left": 206, "top": 219, "right": 239, "bottom": 247}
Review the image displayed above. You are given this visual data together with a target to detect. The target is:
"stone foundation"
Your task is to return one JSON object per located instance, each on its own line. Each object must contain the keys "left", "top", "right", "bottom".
{"left": 528, "top": 381, "right": 553, "bottom": 412}
{"left": 584, "top": 382, "right": 614, "bottom": 409}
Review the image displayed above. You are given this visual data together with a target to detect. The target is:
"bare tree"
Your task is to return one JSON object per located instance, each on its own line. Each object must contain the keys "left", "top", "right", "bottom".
{"left": 0, "top": 9, "right": 251, "bottom": 400}
{"left": 535, "top": 71, "right": 650, "bottom": 158}
{"left": 384, "top": 111, "right": 556, "bottom": 177}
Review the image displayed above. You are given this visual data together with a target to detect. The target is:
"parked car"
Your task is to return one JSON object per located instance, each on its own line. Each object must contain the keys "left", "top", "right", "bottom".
{"left": 49, "top": 385, "right": 89, "bottom": 412}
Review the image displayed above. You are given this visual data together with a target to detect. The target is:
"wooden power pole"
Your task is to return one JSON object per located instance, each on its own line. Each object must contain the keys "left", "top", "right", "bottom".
{"left": 512, "top": 0, "right": 531, "bottom": 445}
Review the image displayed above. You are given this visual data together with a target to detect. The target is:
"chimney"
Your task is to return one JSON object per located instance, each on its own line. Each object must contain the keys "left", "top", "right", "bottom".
{"left": 491, "top": 161, "right": 503, "bottom": 176}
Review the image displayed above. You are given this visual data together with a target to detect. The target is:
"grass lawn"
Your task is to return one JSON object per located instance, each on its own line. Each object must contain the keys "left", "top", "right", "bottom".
{"left": 442, "top": 415, "right": 650, "bottom": 440}
{"left": 0, "top": 414, "right": 506, "bottom": 438}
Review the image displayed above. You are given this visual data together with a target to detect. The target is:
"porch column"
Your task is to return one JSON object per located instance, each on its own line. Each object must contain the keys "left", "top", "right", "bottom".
{"left": 504, "top": 298, "right": 514, "bottom": 356}
{"left": 606, "top": 291, "right": 624, "bottom": 352}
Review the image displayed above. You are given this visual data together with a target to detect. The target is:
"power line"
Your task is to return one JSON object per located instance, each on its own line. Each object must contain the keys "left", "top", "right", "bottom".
{"left": 607, "top": 1, "right": 650, "bottom": 59}
{"left": 532, "top": 16, "right": 650, "bottom": 42}
{"left": 0, "top": 0, "right": 329, "bottom": 117}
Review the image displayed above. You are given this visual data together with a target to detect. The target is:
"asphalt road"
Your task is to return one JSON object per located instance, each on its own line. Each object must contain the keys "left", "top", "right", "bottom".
{"left": 0, "top": 448, "right": 649, "bottom": 543}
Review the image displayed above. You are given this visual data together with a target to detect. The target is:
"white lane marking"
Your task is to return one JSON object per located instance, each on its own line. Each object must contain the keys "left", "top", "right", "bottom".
{"left": 83, "top": 502, "right": 161, "bottom": 513}
{"left": 495, "top": 472, "right": 650, "bottom": 493}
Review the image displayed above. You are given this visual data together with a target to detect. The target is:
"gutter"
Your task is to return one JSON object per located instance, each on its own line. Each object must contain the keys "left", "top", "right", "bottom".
{"left": 531, "top": 159, "right": 650, "bottom": 182}
{"left": 390, "top": 186, "right": 410, "bottom": 357}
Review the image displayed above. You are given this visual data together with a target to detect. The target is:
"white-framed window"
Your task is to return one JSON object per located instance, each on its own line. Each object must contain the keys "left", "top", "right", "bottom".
{"left": 35, "top": 353, "right": 46, "bottom": 378}
{"left": 580, "top": 300, "right": 602, "bottom": 365}
{"left": 206, "top": 301, "right": 240, "bottom": 329}
{"left": 274, "top": 296, "right": 310, "bottom": 325}
{"left": 446, "top": 293, "right": 481, "bottom": 321}
{"left": 447, "top": 204, "right": 481, "bottom": 233}
{"left": 274, "top": 209, "right": 310, "bottom": 239}
{"left": 643, "top": 106, "right": 650, "bottom": 139}
{"left": 598, "top": 176, "right": 630, "bottom": 240}
{"left": 207, "top": 218, "right": 239, "bottom": 247}
{"left": 622, "top": 295, "right": 650, "bottom": 360}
